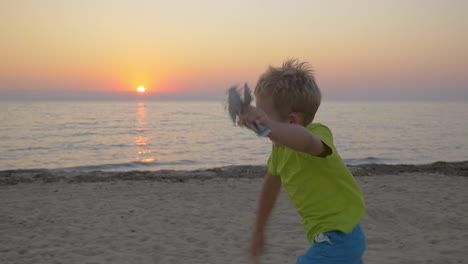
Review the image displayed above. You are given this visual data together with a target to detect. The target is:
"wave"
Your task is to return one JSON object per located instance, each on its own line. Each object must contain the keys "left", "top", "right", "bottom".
{"left": 343, "top": 157, "right": 392, "bottom": 165}
{"left": 7, "top": 146, "right": 50, "bottom": 152}
{"left": 1, "top": 160, "right": 199, "bottom": 173}
{"left": 51, "top": 160, "right": 199, "bottom": 172}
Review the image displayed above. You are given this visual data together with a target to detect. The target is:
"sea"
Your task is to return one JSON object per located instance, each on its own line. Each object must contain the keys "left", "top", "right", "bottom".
{"left": 1, "top": 100, "right": 467, "bottom": 172}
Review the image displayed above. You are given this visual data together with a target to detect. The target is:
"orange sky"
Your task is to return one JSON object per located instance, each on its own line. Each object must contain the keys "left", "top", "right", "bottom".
{"left": 0, "top": 0, "right": 467, "bottom": 100}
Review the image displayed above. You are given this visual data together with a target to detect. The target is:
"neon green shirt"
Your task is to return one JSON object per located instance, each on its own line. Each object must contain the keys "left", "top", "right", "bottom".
{"left": 268, "top": 123, "right": 365, "bottom": 243}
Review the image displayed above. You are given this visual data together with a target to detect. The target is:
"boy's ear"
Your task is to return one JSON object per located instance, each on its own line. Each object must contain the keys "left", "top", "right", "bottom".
{"left": 288, "top": 112, "right": 304, "bottom": 125}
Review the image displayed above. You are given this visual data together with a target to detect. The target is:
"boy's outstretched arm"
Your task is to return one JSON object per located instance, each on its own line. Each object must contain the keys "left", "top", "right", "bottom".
{"left": 249, "top": 171, "right": 282, "bottom": 263}
{"left": 267, "top": 121, "right": 327, "bottom": 156}
{"left": 240, "top": 105, "right": 328, "bottom": 157}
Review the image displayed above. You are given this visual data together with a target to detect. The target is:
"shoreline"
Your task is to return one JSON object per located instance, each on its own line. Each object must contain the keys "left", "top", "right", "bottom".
{"left": 1, "top": 160, "right": 467, "bottom": 186}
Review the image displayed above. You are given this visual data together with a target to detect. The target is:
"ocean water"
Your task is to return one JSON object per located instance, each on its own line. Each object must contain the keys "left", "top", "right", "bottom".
{"left": 0, "top": 100, "right": 467, "bottom": 171}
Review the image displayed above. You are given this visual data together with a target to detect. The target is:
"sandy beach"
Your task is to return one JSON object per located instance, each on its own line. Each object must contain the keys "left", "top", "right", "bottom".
{"left": 1, "top": 161, "right": 467, "bottom": 264}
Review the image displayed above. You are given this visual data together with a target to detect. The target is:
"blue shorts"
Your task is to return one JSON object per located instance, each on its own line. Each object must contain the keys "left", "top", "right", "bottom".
{"left": 296, "top": 224, "right": 366, "bottom": 264}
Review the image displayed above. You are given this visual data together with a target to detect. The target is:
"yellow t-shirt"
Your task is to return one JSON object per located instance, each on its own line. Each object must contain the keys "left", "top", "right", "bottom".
{"left": 268, "top": 123, "right": 365, "bottom": 244}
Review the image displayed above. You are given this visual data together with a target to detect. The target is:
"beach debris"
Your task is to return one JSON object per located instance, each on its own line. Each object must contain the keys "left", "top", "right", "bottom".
{"left": 226, "top": 83, "right": 271, "bottom": 137}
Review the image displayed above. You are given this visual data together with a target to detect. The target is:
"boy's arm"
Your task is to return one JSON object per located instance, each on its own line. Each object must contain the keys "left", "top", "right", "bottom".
{"left": 267, "top": 121, "right": 327, "bottom": 157}
{"left": 250, "top": 171, "right": 282, "bottom": 262}
{"left": 254, "top": 171, "right": 282, "bottom": 232}
{"left": 240, "top": 105, "right": 328, "bottom": 157}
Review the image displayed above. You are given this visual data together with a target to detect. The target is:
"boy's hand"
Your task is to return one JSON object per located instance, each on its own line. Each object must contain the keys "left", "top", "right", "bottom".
{"left": 249, "top": 230, "right": 265, "bottom": 263}
{"left": 239, "top": 105, "right": 271, "bottom": 129}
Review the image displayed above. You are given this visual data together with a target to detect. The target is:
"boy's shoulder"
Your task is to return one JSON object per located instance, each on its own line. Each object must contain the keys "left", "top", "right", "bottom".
{"left": 268, "top": 123, "right": 342, "bottom": 177}
{"left": 306, "top": 122, "right": 331, "bottom": 131}
{"left": 306, "top": 123, "right": 334, "bottom": 141}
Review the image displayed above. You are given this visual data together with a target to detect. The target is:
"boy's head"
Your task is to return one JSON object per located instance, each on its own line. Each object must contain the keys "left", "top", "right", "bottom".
{"left": 254, "top": 59, "right": 321, "bottom": 126}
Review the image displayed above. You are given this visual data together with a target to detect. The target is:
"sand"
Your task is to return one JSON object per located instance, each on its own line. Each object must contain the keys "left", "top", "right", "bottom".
{"left": 0, "top": 161, "right": 467, "bottom": 264}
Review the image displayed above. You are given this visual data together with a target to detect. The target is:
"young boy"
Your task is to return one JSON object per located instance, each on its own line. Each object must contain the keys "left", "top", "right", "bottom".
{"left": 239, "top": 59, "right": 366, "bottom": 264}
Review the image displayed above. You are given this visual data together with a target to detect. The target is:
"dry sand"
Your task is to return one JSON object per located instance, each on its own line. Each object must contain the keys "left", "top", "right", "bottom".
{"left": 1, "top": 161, "right": 467, "bottom": 264}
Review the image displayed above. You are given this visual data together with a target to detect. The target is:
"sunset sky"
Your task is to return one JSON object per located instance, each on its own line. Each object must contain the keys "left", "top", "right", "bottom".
{"left": 1, "top": 0, "right": 467, "bottom": 101}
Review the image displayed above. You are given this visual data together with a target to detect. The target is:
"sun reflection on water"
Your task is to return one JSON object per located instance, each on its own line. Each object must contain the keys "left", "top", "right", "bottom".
{"left": 135, "top": 136, "right": 149, "bottom": 146}
{"left": 135, "top": 102, "right": 155, "bottom": 163}
{"left": 137, "top": 103, "right": 147, "bottom": 126}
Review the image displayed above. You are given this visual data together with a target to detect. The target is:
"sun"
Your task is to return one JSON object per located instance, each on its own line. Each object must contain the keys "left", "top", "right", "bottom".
{"left": 137, "top": 86, "right": 146, "bottom": 93}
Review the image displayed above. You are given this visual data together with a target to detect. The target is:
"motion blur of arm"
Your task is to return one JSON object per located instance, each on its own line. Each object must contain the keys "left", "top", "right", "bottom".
{"left": 239, "top": 105, "right": 328, "bottom": 157}
{"left": 249, "top": 171, "right": 282, "bottom": 263}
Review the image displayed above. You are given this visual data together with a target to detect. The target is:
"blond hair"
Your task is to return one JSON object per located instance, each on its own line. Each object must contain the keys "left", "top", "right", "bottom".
{"left": 254, "top": 59, "right": 321, "bottom": 125}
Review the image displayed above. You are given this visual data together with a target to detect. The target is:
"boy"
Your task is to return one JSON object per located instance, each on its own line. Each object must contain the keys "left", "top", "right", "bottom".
{"left": 239, "top": 59, "right": 366, "bottom": 264}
